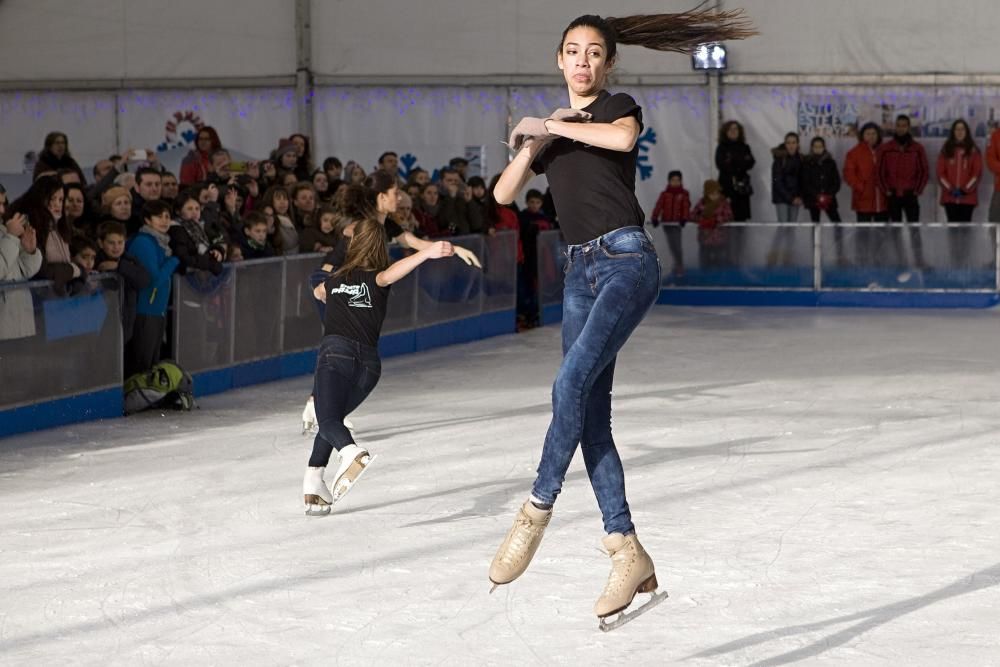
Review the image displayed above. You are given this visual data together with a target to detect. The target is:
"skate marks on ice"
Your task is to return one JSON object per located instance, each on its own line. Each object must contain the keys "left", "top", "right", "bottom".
{"left": 598, "top": 589, "right": 669, "bottom": 632}
{"left": 378, "top": 436, "right": 780, "bottom": 528}
{"left": 349, "top": 380, "right": 747, "bottom": 445}
{"left": 688, "top": 561, "right": 1000, "bottom": 666}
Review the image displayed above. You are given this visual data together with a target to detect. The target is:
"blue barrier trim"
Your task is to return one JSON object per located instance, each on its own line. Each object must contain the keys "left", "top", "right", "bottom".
{"left": 189, "top": 309, "right": 515, "bottom": 397}
{"left": 657, "top": 289, "right": 1000, "bottom": 309}
{"left": 0, "top": 387, "right": 123, "bottom": 439}
{"left": 1, "top": 310, "right": 515, "bottom": 437}
{"left": 540, "top": 303, "right": 564, "bottom": 326}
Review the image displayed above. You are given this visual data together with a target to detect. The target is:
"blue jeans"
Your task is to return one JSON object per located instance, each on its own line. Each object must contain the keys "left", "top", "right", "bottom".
{"left": 308, "top": 335, "right": 381, "bottom": 467}
{"left": 530, "top": 226, "right": 661, "bottom": 535}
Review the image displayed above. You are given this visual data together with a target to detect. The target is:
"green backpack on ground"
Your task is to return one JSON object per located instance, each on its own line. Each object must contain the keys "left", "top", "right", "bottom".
{"left": 124, "top": 360, "right": 195, "bottom": 415}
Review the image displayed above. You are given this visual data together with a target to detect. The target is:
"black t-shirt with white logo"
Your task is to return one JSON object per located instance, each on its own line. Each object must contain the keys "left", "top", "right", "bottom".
{"left": 322, "top": 269, "right": 391, "bottom": 348}
{"left": 323, "top": 218, "right": 405, "bottom": 268}
{"left": 531, "top": 90, "right": 645, "bottom": 245}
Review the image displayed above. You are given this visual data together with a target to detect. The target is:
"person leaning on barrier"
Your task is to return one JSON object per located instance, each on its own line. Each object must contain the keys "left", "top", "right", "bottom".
{"left": 0, "top": 183, "right": 43, "bottom": 341}
{"left": 877, "top": 114, "right": 929, "bottom": 270}
{"left": 95, "top": 220, "right": 150, "bottom": 347}
{"left": 937, "top": 119, "right": 983, "bottom": 267}
{"left": 7, "top": 175, "right": 81, "bottom": 292}
{"left": 168, "top": 190, "right": 226, "bottom": 276}
{"left": 124, "top": 200, "right": 180, "bottom": 377}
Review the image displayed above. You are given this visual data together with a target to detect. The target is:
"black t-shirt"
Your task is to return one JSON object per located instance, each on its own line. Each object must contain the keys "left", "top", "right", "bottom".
{"left": 531, "top": 90, "right": 645, "bottom": 245}
{"left": 322, "top": 268, "right": 391, "bottom": 348}
{"left": 322, "top": 218, "right": 405, "bottom": 268}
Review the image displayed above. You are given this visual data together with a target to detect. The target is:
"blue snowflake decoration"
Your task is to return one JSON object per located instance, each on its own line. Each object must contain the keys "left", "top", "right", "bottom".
{"left": 398, "top": 153, "right": 420, "bottom": 179}
{"left": 636, "top": 127, "right": 657, "bottom": 181}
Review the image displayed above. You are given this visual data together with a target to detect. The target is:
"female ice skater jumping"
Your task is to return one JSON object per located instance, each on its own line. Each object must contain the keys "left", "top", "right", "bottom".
{"left": 487, "top": 9, "right": 754, "bottom": 630}
{"left": 303, "top": 173, "right": 459, "bottom": 515}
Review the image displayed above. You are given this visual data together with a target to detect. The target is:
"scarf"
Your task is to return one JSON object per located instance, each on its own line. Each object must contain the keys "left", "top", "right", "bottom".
{"left": 420, "top": 200, "right": 441, "bottom": 217}
{"left": 178, "top": 217, "right": 211, "bottom": 254}
{"left": 140, "top": 224, "right": 172, "bottom": 256}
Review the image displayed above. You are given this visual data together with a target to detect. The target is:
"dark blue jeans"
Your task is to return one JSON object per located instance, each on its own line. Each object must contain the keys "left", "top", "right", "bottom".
{"left": 531, "top": 226, "right": 661, "bottom": 535}
{"left": 308, "top": 335, "right": 381, "bottom": 468}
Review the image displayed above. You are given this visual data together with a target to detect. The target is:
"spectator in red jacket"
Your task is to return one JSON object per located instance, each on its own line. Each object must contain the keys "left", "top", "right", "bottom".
{"left": 985, "top": 125, "right": 1000, "bottom": 222}
{"left": 692, "top": 180, "right": 733, "bottom": 270}
{"left": 651, "top": 170, "right": 691, "bottom": 277}
{"left": 844, "top": 123, "right": 887, "bottom": 266}
{"left": 179, "top": 126, "right": 222, "bottom": 185}
{"left": 877, "top": 115, "right": 929, "bottom": 269}
{"left": 937, "top": 119, "right": 983, "bottom": 266}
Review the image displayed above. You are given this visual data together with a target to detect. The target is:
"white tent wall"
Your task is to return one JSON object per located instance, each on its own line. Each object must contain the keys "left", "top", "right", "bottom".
{"left": 311, "top": 86, "right": 509, "bottom": 184}
{"left": 733, "top": 0, "right": 998, "bottom": 75}
{"left": 0, "top": 0, "right": 295, "bottom": 82}
{"left": 7, "top": 1, "right": 999, "bottom": 83}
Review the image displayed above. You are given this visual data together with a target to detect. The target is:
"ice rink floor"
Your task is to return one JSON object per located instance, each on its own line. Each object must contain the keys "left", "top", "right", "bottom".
{"left": 1, "top": 306, "right": 999, "bottom": 666}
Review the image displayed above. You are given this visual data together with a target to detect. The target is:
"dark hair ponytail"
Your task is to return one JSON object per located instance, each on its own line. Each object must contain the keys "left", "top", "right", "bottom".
{"left": 561, "top": 5, "right": 756, "bottom": 61}
{"left": 343, "top": 170, "right": 397, "bottom": 222}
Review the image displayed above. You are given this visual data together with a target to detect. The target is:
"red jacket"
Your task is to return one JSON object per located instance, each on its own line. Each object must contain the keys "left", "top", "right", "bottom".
{"left": 877, "top": 136, "right": 929, "bottom": 196}
{"left": 937, "top": 147, "right": 982, "bottom": 206}
{"left": 691, "top": 197, "right": 733, "bottom": 229}
{"left": 179, "top": 149, "right": 212, "bottom": 185}
{"left": 651, "top": 186, "right": 691, "bottom": 223}
{"left": 985, "top": 128, "right": 1000, "bottom": 191}
{"left": 492, "top": 205, "right": 523, "bottom": 264}
{"left": 843, "top": 141, "right": 886, "bottom": 213}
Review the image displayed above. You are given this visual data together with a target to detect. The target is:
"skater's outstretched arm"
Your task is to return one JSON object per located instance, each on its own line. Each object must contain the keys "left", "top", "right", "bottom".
{"left": 494, "top": 138, "right": 548, "bottom": 205}
{"left": 376, "top": 241, "right": 455, "bottom": 287}
{"left": 393, "top": 230, "right": 481, "bottom": 268}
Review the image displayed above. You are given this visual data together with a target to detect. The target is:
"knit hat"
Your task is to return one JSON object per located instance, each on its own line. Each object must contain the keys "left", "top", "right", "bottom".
{"left": 703, "top": 179, "right": 722, "bottom": 196}
{"left": 101, "top": 186, "right": 132, "bottom": 211}
{"left": 276, "top": 142, "right": 298, "bottom": 159}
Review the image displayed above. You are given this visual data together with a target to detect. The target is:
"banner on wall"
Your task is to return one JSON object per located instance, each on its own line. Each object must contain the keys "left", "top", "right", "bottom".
{"left": 798, "top": 91, "right": 1000, "bottom": 140}
{"left": 116, "top": 89, "right": 299, "bottom": 163}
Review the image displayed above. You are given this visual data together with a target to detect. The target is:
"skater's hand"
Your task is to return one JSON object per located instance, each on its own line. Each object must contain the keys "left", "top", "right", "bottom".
{"left": 507, "top": 116, "right": 550, "bottom": 152}
{"left": 426, "top": 241, "right": 455, "bottom": 259}
{"left": 453, "top": 245, "right": 482, "bottom": 268}
{"left": 548, "top": 108, "right": 592, "bottom": 123}
{"left": 313, "top": 282, "right": 327, "bottom": 303}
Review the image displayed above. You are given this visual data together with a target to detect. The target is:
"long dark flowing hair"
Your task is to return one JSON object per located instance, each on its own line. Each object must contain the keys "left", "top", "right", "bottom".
{"left": 943, "top": 119, "right": 978, "bottom": 158}
{"left": 334, "top": 172, "right": 397, "bottom": 279}
{"left": 342, "top": 171, "right": 397, "bottom": 223}
{"left": 559, "top": 5, "right": 756, "bottom": 60}
{"left": 333, "top": 217, "right": 390, "bottom": 279}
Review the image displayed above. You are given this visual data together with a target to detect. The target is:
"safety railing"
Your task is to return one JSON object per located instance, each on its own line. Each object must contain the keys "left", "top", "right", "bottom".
{"left": 172, "top": 231, "right": 518, "bottom": 373}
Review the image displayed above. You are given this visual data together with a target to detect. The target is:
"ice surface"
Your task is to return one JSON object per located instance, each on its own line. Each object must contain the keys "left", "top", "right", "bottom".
{"left": 1, "top": 307, "right": 999, "bottom": 666}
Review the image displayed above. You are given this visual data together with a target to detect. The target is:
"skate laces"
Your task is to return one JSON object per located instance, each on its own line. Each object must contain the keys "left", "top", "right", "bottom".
{"left": 499, "top": 514, "right": 542, "bottom": 566}
{"left": 602, "top": 547, "right": 635, "bottom": 595}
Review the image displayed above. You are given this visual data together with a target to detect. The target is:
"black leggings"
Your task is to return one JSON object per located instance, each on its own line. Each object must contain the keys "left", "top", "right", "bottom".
{"left": 308, "top": 335, "right": 381, "bottom": 467}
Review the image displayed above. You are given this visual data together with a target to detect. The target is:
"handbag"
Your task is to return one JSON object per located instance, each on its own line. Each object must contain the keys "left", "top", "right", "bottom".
{"left": 731, "top": 175, "right": 753, "bottom": 197}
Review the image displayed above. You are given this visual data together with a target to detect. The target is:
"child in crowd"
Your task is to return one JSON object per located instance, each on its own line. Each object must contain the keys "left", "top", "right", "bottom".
{"left": 299, "top": 205, "right": 339, "bottom": 253}
{"left": 515, "top": 189, "right": 553, "bottom": 330}
{"left": 95, "top": 220, "right": 150, "bottom": 346}
{"left": 241, "top": 211, "right": 276, "bottom": 260}
{"left": 691, "top": 180, "right": 733, "bottom": 270}
{"left": 124, "top": 200, "right": 180, "bottom": 377}
{"left": 70, "top": 236, "right": 98, "bottom": 275}
{"left": 650, "top": 170, "right": 691, "bottom": 277}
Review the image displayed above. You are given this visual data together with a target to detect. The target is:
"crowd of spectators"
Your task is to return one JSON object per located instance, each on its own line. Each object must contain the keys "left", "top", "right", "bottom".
{"left": 5, "top": 116, "right": 1000, "bottom": 363}
{"left": 651, "top": 115, "right": 1000, "bottom": 274}
{"left": 0, "top": 126, "right": 560, "bottom": 364}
